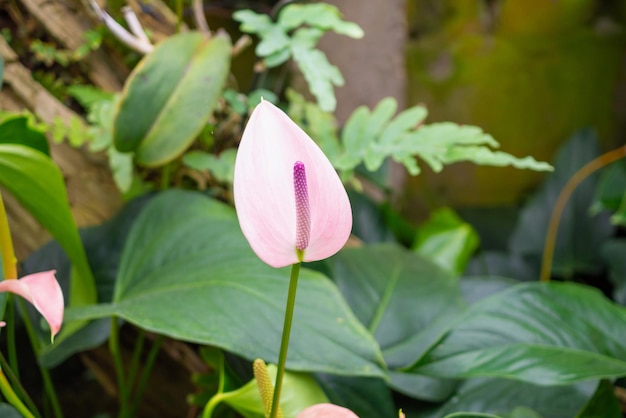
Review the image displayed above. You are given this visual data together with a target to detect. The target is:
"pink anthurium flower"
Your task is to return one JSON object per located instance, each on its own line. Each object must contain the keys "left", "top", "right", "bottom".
{"left": 297, "top": 404, "right": 359, "bottom": 418}
{"left": 0, "top": 270, "right": 64, "bottom": 340}
{"left": 234, "top": 100, "right": 352, "bottom": 268}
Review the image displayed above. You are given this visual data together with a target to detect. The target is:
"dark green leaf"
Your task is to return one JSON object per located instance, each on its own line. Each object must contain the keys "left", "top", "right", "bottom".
{"left": 0, "top": 114, "right": 49, "bottom": 155}
{"left": 601, "top": 239, "right": 626, "bottom": 305}
{"left": 327, "top": 244, "right": 465, "bottom": 365}
{"left": 509, "top": 130, "right": 613, "bottom": 278}
{"left": 576, "top": 380, "right": 621, "bottom": 418}
{"left": 411, "top": 282, "right": 626, "bottom": 384}
{"left": 591, "top": 160, "right": 626, "bottom": 226}
{"left": 416, "top": 378, "right": 593, "bottom": 418}
{"left": 66, "top": 190, "right": 385, "bottom": 377}
{"left": 315, "top": 374, "right": 397, "bottom": 418}
{"left": 113, "top": 32, "right": 231, "bottom": 166}
{"left": 23, "top": 195, "right": 152, "bottom": 366}
{"left": 326, "top": 244, "right": 465, "bottom": 400}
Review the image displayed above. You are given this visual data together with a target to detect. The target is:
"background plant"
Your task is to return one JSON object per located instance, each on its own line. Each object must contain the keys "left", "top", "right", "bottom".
{"left": 0, "top": 1, "right": 625, "bottom": 418}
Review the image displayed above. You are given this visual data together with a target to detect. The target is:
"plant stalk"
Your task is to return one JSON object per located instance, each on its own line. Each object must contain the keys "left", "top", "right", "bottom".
{"left": 540, "top": 145, "right": 626, "bottom": 282}
{"left": 269, "top": 262, "right": 301, "bottom": 418}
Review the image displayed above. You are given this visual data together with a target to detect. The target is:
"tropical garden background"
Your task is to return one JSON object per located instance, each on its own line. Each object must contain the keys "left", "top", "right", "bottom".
{"left": 0, "top": 0, "right": 625, "bottom": 417}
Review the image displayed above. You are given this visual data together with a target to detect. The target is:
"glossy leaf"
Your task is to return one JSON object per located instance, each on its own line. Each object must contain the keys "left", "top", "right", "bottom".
{"left": 315, "top": 374, "right": 396, "bottom": 418}
{"left": 410, "top": 282, "right": 626, "bottom": 384}
{"left": 113, "top": 32, "right": 231, "bottom": 166}
{"left": 327, "top": 244, "right": 465, "bottom": 364}
{"left": 0, "top": 144, "right": 96, "bottom": 307}
{"left": 326, "top": 244, "right": 465, "bottom": 400}
{"left": 413, "top": 207, "right": 479, "bottom": 276}
{"left": 415, "top": 378, "right": 593, "bottom": 418}
{"left": 66, "top": 190, "right": 385, "bottom": 377}
{"left": 0, "top": 114, "right": 49, "bottom": 155}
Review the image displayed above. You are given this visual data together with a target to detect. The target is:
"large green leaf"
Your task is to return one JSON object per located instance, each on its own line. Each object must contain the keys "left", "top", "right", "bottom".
{"left": 410, "top": 282, "right": 626, "bottom": 384}
{"left": 113, "top": 32, "right": 231, "bottom": 166}
{"left": 326, "top": 244, "right": 465, "bottom": 399}
{"left": 0, "top": 145, "right": 96, "bottom": 307}
{"left": 413, "top": 378, "right": 593, "bottom": 418}
{"left": 66, "top": 190, "right": 385, "bottom": 377}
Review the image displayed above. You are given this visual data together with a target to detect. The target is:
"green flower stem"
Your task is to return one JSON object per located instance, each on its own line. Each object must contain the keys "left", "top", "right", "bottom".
{"left": 0, "top": 368, "right": 35, "bottom": 418}
{"left": 129, "top": 334, "right": 164, "bottom": 418}
{"left": 6, "top": 295, "right": 19, "bottom": 377}
{"left": 110, "top": 317, "right": 131, "bottom": 418}
{"left": 269, "top": 262, "right": 301, "bottom": 418}
{"left": 16, "top": 298, "right": 63, "bottom": 418}
{"left": 202, "top": 392, "right": 225, "bottom": 418}
{"left": 0, "top": 191, "right": 17, "bottom": 281}
{"left": 126, "top": 329, "right": 146, "bottom": 391}
{"left": 0, "top": 351, "right": 40, "bottom": 418}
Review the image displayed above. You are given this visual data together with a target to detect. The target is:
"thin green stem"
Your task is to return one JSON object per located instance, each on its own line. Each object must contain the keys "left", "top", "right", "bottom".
{"left": 175, "top": 0, "right": 183, "bottom": 31}
{"left": 129, "top": 335, "right": 163, "bottom": 417}
{"left": 202, "top": 392, "right": 225, "bottom": 418}
{"left": 5, "top": 295, "right": 18, "bottom": 378}
{"left": 269, "top": 263, "right": 301, "bottom": 418}
{"left": 0, "top": 191, "right": 17, "bottom": 281}
{"left": 0, "top": 352, "right": 40, "bottom": 417}
{"left": 16, "top": 298, "right": 63, "bottom": 418}
{"left": 109, "top": 317, "right": 130, "bottom": 418}
{"left": 126, "top": 329, "right": 145, "bottom": 390}
{"left": 0, "top": 369, "right": 35, "bottom": 418}
{"left": 40, "top": 367, "right": 62, "bottom": 418}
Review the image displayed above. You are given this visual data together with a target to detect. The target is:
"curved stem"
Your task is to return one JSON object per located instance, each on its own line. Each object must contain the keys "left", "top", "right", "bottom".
{"left": 16, "top": 299, "right": 63, "bottom": 418}
{"left": 0, "top": 352, "right": 40, "bottom": 417}
{"left": 269, "top": 262, "right": 301, "bottom": 418}
{"left": 0, "top": 190, "right": 17, "bottom": 280}
{"left": 129, "top": 335, "right": 163, "bottom": 417}
{"left": 110, "top": 317, "right": 130, "bottom": 418}
{"left": 202, "top": 392, "right": 225, "bottom": 418}
{"left": 0, "top": 369, "right": 35, "bottom": 418}
{"left": 540, "top": 145, "right": 626, "bottom": 282}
